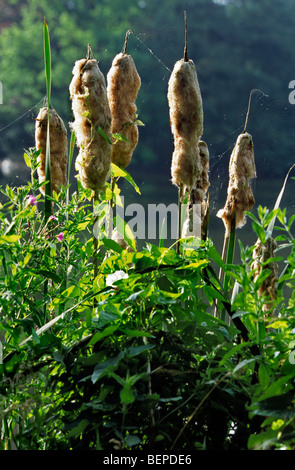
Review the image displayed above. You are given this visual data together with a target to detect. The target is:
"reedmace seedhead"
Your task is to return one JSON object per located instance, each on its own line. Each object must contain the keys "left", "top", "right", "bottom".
{"left": 35, "top": 107, "right": 68, "bottom": 195}
{"left": 168, "top": 14, "right": 204, "bottom": 190}
{"left": 107, "top": 32, "right": 141, "bottom": 169}
{"left": 69, "top": 52, "right": 112, "bottom": 191}
{"left": 252, "top": 237, "right": 278, "bottom": 314}
{"left": 217, "top": 132, "right": 256, "bottom": 237}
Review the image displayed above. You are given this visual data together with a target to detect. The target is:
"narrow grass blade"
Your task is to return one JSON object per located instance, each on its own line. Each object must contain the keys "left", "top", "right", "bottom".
{"left": 66, "top": 130, "right": 76, "bottom": 207}
{"left": 44, "top": 17, "right": 51, "bottom": 106}
{"left": 267, "top": 163, "right": 295, "bottom": 236}
{"left": 44, "top": 17, "right": 52, "bottom": 220}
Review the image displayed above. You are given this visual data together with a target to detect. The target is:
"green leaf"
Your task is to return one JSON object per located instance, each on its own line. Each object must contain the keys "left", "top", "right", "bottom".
{"left": 232, "top": 357, "right": 258, "bottom": 375}
{"left": 112, "top": 132, "right": 130, "bottom": 143}
{"left": 178, "top": 259, "right": 208, "bottom": 270}
{"left": 248, "top": 430, "right": 277, "bottom": 450}
{"left": 125, "top": 435, "right": 141, "bottom": 447}
{"left": 267, "top": 164, "right": 295, "bottom": 235}
{"left": 38, "top": 269, "right": 62, "bottom": 284}
{"left": 24, "top": 152, "right": 32, "bottom": 169}
{"left": 91, "top": 351, "right": 124, "bottom": 384}
{"left": 101, "top": 236, "right": 123, "bottom": 253}
{"left": 120, "top": 328, "right": 153, "bottom": 338}
{"left": 111, "top": 163, "right": 141, "bottom": 194}
{"left": 127, "top": 343, "right": 155, "bottom": 357}
{"left": 43, "top": 18, "right": 52, "bottom": 220}
{"left": 258, "top": 363, "right": 270, "bottom": 387}
{"left": 120, "top": 383, "right": 135, "bottom": 405}
{"left": 67, "top": 419, "right": 89, "bottom": 438}
{"left": 114, "top": 214, "right": 137, "bottom": 251}
{"left": 97, "top": 126, "right": 112, "bottom": 144}
{"left": 0, "top": 234, "right": 21, "bottom": 244}
{"left": 43, "top": 18, "right": 51, "bottom": 105}
{"left": 252, "top": 221, "right": 266, "bottom": 243}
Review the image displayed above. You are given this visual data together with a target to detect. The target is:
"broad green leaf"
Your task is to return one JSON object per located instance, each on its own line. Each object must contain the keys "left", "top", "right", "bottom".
{"left": 120, "top": 383, "right": 135, "bottom": 405}
{"left": 102, "top": 236, "right": 123, "bottom": 253}
{"left": 125, "top": 435, "right": 141, "bottom": 447}
{"left": 67, "top": 419, "right": 89, "bottom": 438}
{"left": 232, "top": 357, "right": 258, "bottom": 375}
{"left": 91, "top": 351, "right": 124, "bottom": 384}
{"left": 23, "top": 152, "right": 32, "bottom": 168}
{"left": 114, "top": 214, "right": 136, "bottom": 251}
{"left": 111, "top": 163, "right": 141, "bottom": 194}
{"left": 127, "top": 343, "right": 155, "bottom": 357}
{"left": 178, "top": 259, "right": 208, "bottom": 270}
{"left": 248, "top": 430, "right": 277, "bottom": 450}
{"left": 89, "top": 325, "right": 120, "bottom": 346}
{"left": 0, "top": 234, "right": 21, "bottom": 244}
{"left": 258, "top": 363, "right": 270, "bottom": 388}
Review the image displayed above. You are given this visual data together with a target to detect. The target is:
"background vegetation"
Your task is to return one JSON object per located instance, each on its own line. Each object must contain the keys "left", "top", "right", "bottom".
{"left": 0, "top": 0, "right": 295, "bottom": 452}
{"left": 1, "top": 0, "right": 295, "bottom": 180}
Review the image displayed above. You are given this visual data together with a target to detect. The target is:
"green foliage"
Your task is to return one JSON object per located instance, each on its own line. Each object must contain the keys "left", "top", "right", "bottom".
{"left": 0, "top": 155, "right": 295, "bottom": 449}
{"left": 1, "top": 7, "right": 295, "bottom": 451}
{"left": 1, "top": 0, "right": 295, "bottom": 178}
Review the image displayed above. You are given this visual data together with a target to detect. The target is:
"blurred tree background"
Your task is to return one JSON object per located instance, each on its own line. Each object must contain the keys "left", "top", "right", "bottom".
{"left": 0, "top": 0, "right": 295, "bottom": 247}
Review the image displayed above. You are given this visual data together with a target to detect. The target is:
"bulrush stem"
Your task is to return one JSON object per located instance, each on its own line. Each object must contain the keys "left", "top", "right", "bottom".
{"left": 93, "top": 189, "right": 99, "bottom": 308}
{"left": 123, "top": 29, "right": 132, "bottom": 55}
{"left": 183, "top": 11, "right": 188, "bottom": 62}
{"left": 215, "top": 213, "right": 236, "bottom": 320}
{"left": 108, "top": 175, "right": 115, "bottom": 239}
{"left": 177, "top": 184, "right": 184, "bottom": 254}
{"left": 243, "top": 88, "right": 268, "bottom": 134}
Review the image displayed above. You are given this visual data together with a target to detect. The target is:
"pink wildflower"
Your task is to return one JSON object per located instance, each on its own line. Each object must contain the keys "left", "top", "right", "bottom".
{"left": 57, "top": 232, "right": 64, "bottom": 242}
{"left": 49, "top": 215, "right": 58, "bottom": 221}
{"left": 27, "top": 195, "right": 37, "bottom": 206}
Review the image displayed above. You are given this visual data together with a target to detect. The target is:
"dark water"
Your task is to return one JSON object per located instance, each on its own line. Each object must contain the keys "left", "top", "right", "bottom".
{"left": 119, "top": 164, "right": 295, "bottom": 258}
{"left": 0, "top": 159, "right": 294, "bottom": 264}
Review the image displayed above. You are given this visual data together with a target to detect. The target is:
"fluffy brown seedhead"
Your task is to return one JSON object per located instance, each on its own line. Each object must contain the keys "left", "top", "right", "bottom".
{"left": 35, "top": 107, "right": 68, "bottom": 195}
{"left": 168, "top": 59, "right": 203, "bottom": 189}
{"left": 107, "top": 53, "right": 141, "bottom": 169}
{"left": 217, "top": 132, "right": 256, "bottom": 237}
{"left": 252, "top": 237, "right": 278, "bottom": 314}
{"left": 69, "top": 58, "right": 112, "bottom": 190}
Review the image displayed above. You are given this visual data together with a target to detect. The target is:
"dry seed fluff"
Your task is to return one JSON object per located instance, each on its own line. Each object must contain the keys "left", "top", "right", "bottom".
{"left": 217, "top": 132, "right": 256, "bottom": 237}
{"left": 35, "top": 107, "right": 68, "bottom": 195}
{"left": 168, "top": 58, "right": 203, "bottom": 189}
{"left": 107, "top": 52, "right": 141, "bottom": 169}
{"left": 69, "top": 58, "right": 112, "bottom": 191}
{"left": 252, "top": 237, "right": 278, "bottom": 313}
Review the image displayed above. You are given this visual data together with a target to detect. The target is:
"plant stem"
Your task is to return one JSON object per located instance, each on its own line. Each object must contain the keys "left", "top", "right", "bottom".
{"left": 177, "top": 184, "right": 184, "bottom": 254}
{"left": 215, "top": 213, "right": 236, "bottom": 321}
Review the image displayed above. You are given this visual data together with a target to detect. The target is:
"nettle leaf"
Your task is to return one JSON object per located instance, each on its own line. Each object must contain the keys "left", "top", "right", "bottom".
{"left": 120, "top": 383, "right": 135, "bottom": 405}
{"left": 91, "top": 351, "right": 125, "bottom": 384}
